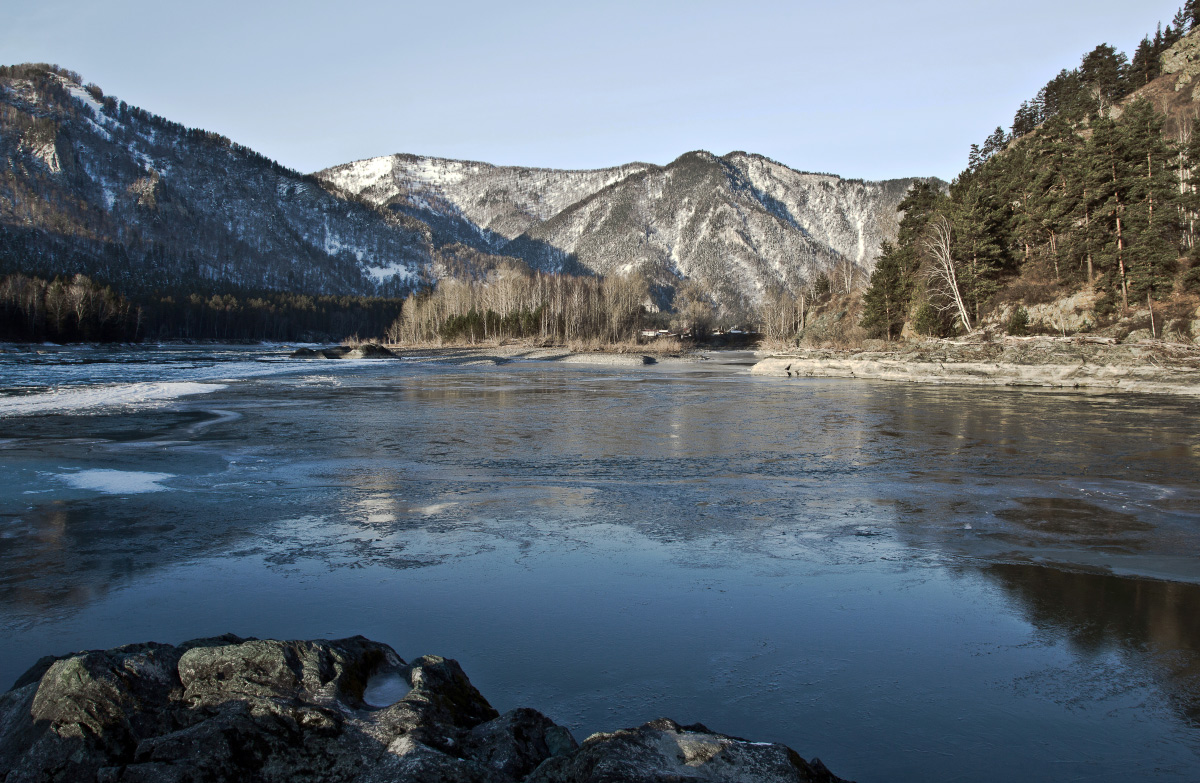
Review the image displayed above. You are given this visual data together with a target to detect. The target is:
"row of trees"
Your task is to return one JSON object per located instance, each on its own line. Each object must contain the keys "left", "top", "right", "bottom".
{"left": 388, "top": 265, "right": 650, "bottom": 345}
{"left": 0, "top": 273, "right": 140, "bottom": 342}
{"left": 0, "top": 273, "right": 404, "bottom": 343}
{"left": 985, "top": 5, "right": 1197, "bottom": 158}
{"left": 138, "top": 291, "right": 403, "bottom": 342}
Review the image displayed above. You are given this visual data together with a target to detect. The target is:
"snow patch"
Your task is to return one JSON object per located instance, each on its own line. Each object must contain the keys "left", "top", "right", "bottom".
{"left": 363, "top": 263, "right": 414, "bottom": 283}
{"left": 31, "top": 142, "right": 60, "bottom": 173}
{"left": 65, "top": 84, "right": 104, "bottom": 117}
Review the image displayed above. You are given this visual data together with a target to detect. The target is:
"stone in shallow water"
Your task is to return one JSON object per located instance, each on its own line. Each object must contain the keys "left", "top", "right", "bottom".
{"left": 0, "top": 636, "right": 850, "bottom": 782}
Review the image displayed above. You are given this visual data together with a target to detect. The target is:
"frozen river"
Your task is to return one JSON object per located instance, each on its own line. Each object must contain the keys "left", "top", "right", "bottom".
{"left": 1, "top": 345, "right": 1199, "bottom": 781}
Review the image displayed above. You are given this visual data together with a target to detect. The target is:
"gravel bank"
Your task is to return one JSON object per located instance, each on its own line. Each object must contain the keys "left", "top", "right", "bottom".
{"left": 752, "top": 337, "right": 1200, "bottom": 396}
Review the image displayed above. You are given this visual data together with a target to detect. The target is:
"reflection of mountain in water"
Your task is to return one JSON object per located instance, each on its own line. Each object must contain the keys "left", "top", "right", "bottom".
{"left": 983, "top": 562, "right": 1200, "bottom": 725}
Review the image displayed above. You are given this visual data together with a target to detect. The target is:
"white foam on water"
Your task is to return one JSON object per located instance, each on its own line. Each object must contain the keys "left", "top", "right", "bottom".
{"left": 0, "top": 381, "right": 226, "bottom": 417}
{"left": 59, "top": 469, "right": 175, "bottom": 494}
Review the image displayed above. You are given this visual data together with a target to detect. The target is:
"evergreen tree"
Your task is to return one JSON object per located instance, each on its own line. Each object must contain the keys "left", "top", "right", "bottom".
{"left": 1082, "top": 101, "right": 1181, "bottom": 311}
{"left": 1130, "top": 36, "right": 1159, "bottom": 88}
{"left": 1079, "top": 44, "right": 1130, "bottom": 111}
{"left": 860, "top": 241, "right": 911, "bottom": 339}
{"left": 1012, "top": 101, "right": 1040, "bottom": 138}
{"left": 858, "top": 181, "right": 944, "bottom": 336}
{"left": 948, "top": 168, "right": 1007, "bottom": 321}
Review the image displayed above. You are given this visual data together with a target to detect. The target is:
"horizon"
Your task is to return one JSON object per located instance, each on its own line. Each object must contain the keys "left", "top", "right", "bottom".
{"left": 2, "top": 1, "right": 1187, "bottom": 181}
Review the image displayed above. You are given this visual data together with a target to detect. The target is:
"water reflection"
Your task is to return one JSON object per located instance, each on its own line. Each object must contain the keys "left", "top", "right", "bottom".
{"left": 984, "top": 562, "right": 1200, "bottom": 725}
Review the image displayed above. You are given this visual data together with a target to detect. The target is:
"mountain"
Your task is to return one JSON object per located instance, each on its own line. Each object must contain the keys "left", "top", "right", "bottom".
{"left": 1, "top": 63, "right": 931, "bottom": 316}
{"left": 318, "top": 154, "right": 653, "bottom": 250}
{"left": 318, "top": 153, "right": 925, "bottom": 312}
{"left": 0, "top": 64, "right": 431, "bottom": 297}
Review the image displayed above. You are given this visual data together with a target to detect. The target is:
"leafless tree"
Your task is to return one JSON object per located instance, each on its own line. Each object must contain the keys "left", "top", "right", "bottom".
{"left": 924, "top": 217, "right": 973, "bottom": 333}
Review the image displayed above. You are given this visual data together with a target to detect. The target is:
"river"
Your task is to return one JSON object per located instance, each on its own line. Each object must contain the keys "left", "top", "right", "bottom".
{"left": 1, "top": 345, "right": 1198, "bottom": 781}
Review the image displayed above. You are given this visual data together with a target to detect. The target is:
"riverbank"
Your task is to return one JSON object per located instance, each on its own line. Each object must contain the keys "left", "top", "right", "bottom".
{"left": 751, "top": 336, "right": 1200, "bottom": 396}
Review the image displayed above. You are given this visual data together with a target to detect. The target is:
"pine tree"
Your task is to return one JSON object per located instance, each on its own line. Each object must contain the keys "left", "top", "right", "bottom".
{"left": 1130, "top": 36, "right": 1159, "bottom": 88}
{"left": 1012, "top": 101, "right": 1039, "bottom": 138}
{"left": 1082, "top": 101, "right": 1181, "bottom": 311}
{"left": 1079, "top": 44, "right": 1130, "bottom": 111}
{"left": 859, "top": 182, "right": 944, "bottom": 336}
{"left": 860, "top": 241, "right": 911, "bottom": 339}
{"left": 948, "top": 169, "right": 1007, "bottom": 321}
{"left": 1119, "top": 99, "right": 1182, "bottom": 300}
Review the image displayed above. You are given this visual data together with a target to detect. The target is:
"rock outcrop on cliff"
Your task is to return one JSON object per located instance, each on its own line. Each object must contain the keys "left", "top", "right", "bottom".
{"left": 0, "top": 635, "right": 849, "bottom": 783}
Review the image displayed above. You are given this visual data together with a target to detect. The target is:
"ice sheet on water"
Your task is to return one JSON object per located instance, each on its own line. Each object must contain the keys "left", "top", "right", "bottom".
{"left": 58, "top": 469, "right": 175, "bottom": 494}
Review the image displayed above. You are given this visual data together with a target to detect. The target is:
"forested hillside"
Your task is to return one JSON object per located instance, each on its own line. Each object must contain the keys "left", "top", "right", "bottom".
{"left": 0, "top": 64, "right": 428, "bottom": 340}
{"left": 860, "top": 5, "right": 1200, "bottom": 343}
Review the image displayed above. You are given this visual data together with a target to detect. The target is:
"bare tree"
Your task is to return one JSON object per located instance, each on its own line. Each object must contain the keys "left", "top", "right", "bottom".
{"left": 924, "top": 217, "right": 973, "bottom": 333}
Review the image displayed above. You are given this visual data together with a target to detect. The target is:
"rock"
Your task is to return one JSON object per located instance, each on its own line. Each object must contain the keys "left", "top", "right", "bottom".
{"left": 343, "top": 343, "right": 396, "bottom": 359}
{"left": 526, "top": 718, "right": 849, "bottom": 783}
{"left": 640, "top": 355, "right": 656, "bottom": 365}
{"left": 0, "top": 637, "right": 849, "bottom": 783}
{"left": 1162, "top": 28, "right": 1200, "bottom": 92}
{"left": 1123, "top": 328, "right": 1155, "bottom": 344}
{"left": 291, "top": 344, "right": 396, "bottom": 359}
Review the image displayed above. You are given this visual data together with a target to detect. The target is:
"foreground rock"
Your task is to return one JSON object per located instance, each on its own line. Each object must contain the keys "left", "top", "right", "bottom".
{"left": 753, "top": 337, "right": 1200, "bottom": 396}
{"left": 0, "top": 636, "right": 849, "bottom": 783}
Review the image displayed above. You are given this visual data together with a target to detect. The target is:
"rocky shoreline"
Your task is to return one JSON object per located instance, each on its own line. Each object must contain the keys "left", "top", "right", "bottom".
{"left": 0, "top": 636, "right": 849, "bottom": 783}
{"left": 751, "top": 337, "right": 1200, "bottom": 396}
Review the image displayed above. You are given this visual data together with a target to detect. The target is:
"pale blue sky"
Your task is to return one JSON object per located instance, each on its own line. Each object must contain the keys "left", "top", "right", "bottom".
{"left": 1, "top": 0, "right": 1185, "bottom": 180}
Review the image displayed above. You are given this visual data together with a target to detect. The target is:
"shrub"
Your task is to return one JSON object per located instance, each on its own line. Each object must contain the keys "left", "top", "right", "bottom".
{"left": 1006, "top": 306, "right": 1030, "bottom": 336}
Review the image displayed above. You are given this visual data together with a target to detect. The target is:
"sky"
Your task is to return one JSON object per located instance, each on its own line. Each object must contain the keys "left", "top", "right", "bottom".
{"left": 1, "top": 0, "right": 1187, "bottom": 181}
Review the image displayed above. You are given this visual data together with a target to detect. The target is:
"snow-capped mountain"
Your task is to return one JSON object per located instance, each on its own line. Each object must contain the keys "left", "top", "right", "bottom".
{"left": 2, "top": 64, "right": 931, "bottom": 313}
{"left": 319, "top": 151, "right": 923, "bottom": 311}
{"left": 0, "top": 65, "right": 430, "bottom": 296}
{"left": 318, "top": 154, "right": 653, "bottom": 250}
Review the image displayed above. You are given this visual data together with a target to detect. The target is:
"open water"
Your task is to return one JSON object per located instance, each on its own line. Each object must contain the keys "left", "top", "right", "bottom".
{"left": 1, "top": 344, "right": 1199, "bottom": 781}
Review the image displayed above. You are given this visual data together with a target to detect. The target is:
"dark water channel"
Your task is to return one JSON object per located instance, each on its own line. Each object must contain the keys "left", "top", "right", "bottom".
{"left": 1, "top": 347, "right": 1199, "bottom": 781}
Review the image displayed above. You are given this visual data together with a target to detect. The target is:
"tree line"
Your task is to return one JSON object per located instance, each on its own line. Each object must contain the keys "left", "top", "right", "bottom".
{"left": 388, "top": 264, "right": 649, "bottom": 345}
{"left": 0, "top": 272, "right": 404, "bottom": 343}
{"left": 861, "top": 9, "right": 1200, "bottom": 340}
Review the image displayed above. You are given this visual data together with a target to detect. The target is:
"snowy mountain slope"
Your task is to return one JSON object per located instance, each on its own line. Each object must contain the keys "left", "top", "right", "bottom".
{"left": 0, "top": 65, "right": 431, "bottom": 296}
{"left": 722, "top": 152, "right": 913, "bottom": 267}
{"left": 322, "top": 150, "right": 924, "bottom": 311}
{"left": 319, "top": 153, "right": 653, "bottom": 248}
{"left": 506, "top": 151, "right": 921, "bottom": 310}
